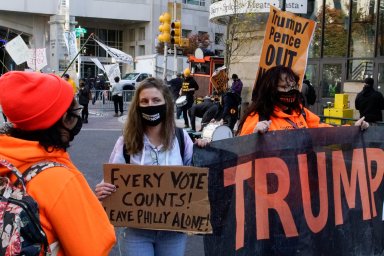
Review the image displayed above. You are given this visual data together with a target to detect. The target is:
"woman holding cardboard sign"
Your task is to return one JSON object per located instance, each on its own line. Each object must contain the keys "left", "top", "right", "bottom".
{"left": 95, "top": 77, "right": 197, "bottom": 256}
{"left": 237, "top": 65, "right": 369, "bottom": 135}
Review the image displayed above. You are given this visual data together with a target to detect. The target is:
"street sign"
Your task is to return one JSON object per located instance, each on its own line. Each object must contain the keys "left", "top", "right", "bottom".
{"left": 75, "top": 27, "right": 87, "bottom": 38}
{"left": 167, "top": 48, "right": 183, "bottom": 55}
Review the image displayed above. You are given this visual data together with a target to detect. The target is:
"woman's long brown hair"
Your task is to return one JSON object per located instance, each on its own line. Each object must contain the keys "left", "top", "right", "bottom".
{"left": 123, "top": 77, "right": 176, "bottom": 155}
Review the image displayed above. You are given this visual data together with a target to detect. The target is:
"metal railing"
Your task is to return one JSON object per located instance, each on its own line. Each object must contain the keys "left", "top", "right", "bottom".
{"left": 84, "top": 90, "right": 136, "bottom": 112}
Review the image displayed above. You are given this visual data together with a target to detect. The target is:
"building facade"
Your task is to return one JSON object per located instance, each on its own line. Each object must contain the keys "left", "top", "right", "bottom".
{"left": 210, "top": 0, "right": 384, "bottom": 116}
{"left": 0, "top": 0, "right": 224, "bottom": 79}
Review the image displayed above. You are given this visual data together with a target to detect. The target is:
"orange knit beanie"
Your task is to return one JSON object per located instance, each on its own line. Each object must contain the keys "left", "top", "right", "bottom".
{"left": 0, "top": 71, "right": 74, "bottom": 130}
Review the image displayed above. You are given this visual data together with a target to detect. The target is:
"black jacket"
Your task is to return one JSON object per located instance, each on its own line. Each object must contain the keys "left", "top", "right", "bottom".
{"left": 181, "top": 76, "right": 199, "bottom": 101}
{"left": 189, "top": 99, "right": 214, "bottom": 118}
{"left": 215, "top": 91, "right": 241, "bottom": 120}
{"left": 78, "top": 86, "right": 91, "bottom": 105}
{"left": 355, "top": 86, "right": 384, "bottom": 122}
{"left": 168, "top": 77, "right": 183, "bottom": 100}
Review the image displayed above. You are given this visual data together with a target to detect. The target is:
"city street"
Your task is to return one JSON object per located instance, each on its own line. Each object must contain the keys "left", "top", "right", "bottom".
{"left": 68, "top": 108, "right": 204, "bottom": 256}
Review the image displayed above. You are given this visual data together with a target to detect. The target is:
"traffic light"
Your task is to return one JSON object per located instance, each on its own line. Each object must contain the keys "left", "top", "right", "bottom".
{"left": 158, "top": 12, "right": 171, "bottom": 43}
{"left": 170, "top": 20, "right": 181, "bottom": 45}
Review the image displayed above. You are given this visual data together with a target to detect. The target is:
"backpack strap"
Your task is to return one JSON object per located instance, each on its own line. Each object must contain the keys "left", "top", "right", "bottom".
{"left": 175, "top": 127, "right": 185, "bottom": 163}
{"left": 15, "top": 161, "right": 66, "bottom": 187}
{"left": 0, "top": 159, "right": 25, "bottom": 189}
{"left": 122, "top": 128, "right": 185, "bottom": 165}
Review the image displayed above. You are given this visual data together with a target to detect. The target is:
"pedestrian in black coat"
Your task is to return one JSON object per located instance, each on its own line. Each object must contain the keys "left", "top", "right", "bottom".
{"left": 355, "top": 77, "right": 384, "bottom": 123}
{"left": 78, "top": 79, "right": 91, "bottom": 123}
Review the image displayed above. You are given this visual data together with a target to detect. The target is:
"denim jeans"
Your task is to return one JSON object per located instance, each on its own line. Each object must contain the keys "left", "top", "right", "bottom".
{"left": 117, "top": 228, "right": 187, "bottom": 256}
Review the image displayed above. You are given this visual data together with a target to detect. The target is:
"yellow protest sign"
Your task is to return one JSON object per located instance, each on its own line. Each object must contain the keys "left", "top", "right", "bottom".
{"left": 211, "top": 66, "right": 228, "bottom": 94}
{"left": 255, "top": 6, "right": 316, "bottom": 88}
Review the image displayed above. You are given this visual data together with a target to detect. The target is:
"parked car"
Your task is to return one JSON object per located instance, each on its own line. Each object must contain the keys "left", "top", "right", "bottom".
{"left": 120, "top": 72, "right": 151, "bottom": 89}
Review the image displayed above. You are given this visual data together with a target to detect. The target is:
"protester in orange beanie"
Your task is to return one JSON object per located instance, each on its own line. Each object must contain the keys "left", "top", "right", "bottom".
{"left": 0, "top": 71, "right": 116, "bottom": 255}
{"left": 0, "top": 71, "right": 74, "bottom": 130}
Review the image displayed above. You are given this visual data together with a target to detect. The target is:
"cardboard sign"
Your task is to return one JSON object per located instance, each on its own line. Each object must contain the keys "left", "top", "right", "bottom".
{"left": 103, "top": 164, "right": 212, "bottom": 233}
{"left": 255, "top": 6, "right": 316, "bottom": 89}
{"left": 5, "top": 35, "right": 30, "bottom": 65}
{"left": 211, "top": 66, "right": 228, "bottom": 94}
{"left": 27, "top": 48, "right": 47, "bottom": 71}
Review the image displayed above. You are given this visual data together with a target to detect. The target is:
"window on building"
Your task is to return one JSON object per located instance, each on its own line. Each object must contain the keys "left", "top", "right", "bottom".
{"left": 139, "top": 45, "right": 145, "bottom": 56}
{"left": 214, "top": 33, "right": 223, "bottom": 45}
{"left": 138, "top": 27, "right": 145, "bottom": 41}
{"left": 323, "top": 2, "right": 349, "bottom": 57}
{"left": 129, "top": 29, "right": 135, "bottom": 42}
{"left": 129, "top": 46, "right": 135, "bottom": 58}
{"left": 79, "top": 27, "right": 123, "bottom": 55}
{"left": 348, "top": 60, "right": 374, "bottom": 81}
{"left": 182, "top": 0, "right": 205, "bottom": 6}
{"left": 350, "top": 0, "right": 376, "bottom": 58}
{"left": 198, "top": 31, "right": 208, "bottom": 37}
{"left": 182, "top": 29, "right": 192, "bottom": 38}
{"left": 377, "top": 0, "right": 384, "bottom": 56}
{"left": 304, "top": 0, "right": 322, "bottom": 58}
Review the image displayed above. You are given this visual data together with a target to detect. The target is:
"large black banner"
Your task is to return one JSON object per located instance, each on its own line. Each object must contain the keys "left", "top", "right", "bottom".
{"left": 193, "top": 126, "right": 384, "bottom": 255}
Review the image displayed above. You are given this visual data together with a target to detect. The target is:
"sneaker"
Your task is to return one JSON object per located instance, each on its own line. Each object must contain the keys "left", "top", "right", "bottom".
{"left": 119, "top": 112, "right": 124, "bottom": 116}
{"left": 113, "top": 113, "right": 119, "bottom": 117}
{"left": 83, "top": 119, "right": 88, "bottom": 123}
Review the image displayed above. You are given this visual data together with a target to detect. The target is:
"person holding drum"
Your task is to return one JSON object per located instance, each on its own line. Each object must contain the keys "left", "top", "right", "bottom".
{"left": 179, "top": 68, "right": 199, "bottom": 128}
{"left": 237, "top": 65, "right": 369, "bottom": 135}
{"left": 215, "top": 89, "right": 242, "bottom": 131}
{"left": 94, "top": 77, "right": 208, "bottom": 255}
{"left": 188, "top": 96, "right": 219, "bottom": 132}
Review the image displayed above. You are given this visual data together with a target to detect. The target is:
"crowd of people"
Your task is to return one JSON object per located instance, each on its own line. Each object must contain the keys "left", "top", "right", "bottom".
{"left": 0, "top": 65, "right": 378, "bottom": 255}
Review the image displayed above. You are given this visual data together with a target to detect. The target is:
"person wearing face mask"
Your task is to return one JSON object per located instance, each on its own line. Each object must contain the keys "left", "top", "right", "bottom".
{"left": 95, "top": 77, "right": 203, "bottom": 256}
{"left": 0, "top": 71, "right": 116, "bottom": 255}
{"left": 237, "top": 66, "right": 369, "bottom": 135}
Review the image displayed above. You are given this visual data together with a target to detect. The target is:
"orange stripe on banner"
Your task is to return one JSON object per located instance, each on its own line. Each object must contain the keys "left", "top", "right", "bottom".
{"left": 224, "top": 161, "right": 252, "bottom": 250}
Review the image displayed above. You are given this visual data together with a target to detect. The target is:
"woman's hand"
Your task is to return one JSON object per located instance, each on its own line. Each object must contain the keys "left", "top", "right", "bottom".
{"left": 253, "top": 120, "right": 272, "bottom": 134}
{"left": 95, "top": 182, "right": 116, "bottom": 201}
{"left": 195, "top": 138, "right": 210, "bottom": 148}
{"left": 354, "top": 116, "right": 369, "bottom": 131}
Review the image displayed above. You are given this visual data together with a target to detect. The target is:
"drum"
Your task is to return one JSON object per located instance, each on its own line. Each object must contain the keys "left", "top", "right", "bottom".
{"left": 187, "top": 131, "right": 202, "bottom": 141}
{"left": 175, "top": 96, "right": 187, "bottom": 107}
{"left": 202, "top": 123, "right": 233, "bottom": 142}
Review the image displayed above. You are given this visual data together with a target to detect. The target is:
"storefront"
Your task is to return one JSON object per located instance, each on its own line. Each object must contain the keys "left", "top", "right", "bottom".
{"left": 210, "top": 0, "right": 384, "bottom": 115}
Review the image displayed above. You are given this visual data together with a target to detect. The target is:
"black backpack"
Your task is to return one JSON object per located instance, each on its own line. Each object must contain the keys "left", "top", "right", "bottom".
{"left": 123, "top": 127, "right": 185, "bottom": 164}
{"left": 304, "top": 80, "right": 316, "bottom": 105}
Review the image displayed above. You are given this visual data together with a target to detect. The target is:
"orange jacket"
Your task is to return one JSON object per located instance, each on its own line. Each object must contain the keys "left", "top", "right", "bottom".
{"left": 240, "top": 107, "right": 332, "bottom": 136}
{"left": 0, "top": 135, "right": 116, "bottom": 255}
